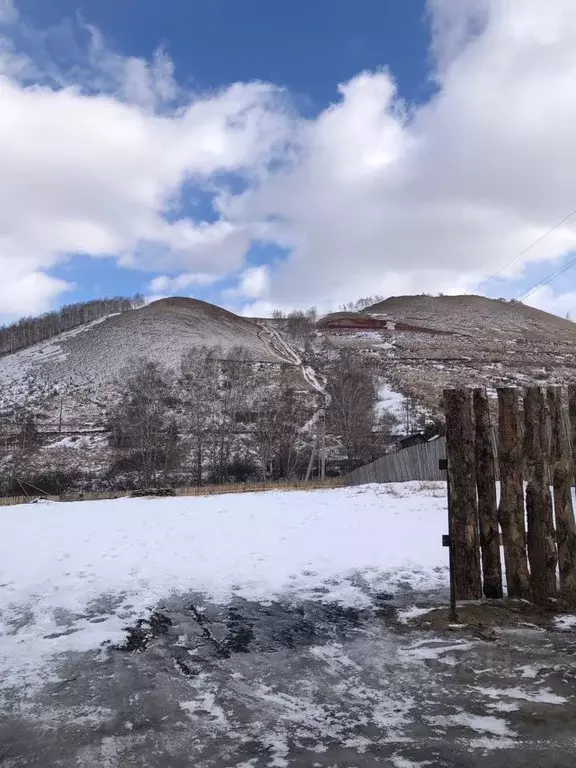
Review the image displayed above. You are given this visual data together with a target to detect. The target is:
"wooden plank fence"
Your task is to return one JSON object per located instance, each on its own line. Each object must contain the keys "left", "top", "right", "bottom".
{"left": 346, "top": 409, "right": 570, "bottom": 488}
{"left": 346, "top": 437, "right": 448, "bottom": 485}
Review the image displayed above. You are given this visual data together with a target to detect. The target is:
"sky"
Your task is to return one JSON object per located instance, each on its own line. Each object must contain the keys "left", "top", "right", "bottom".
{"left": 1, "top": 0, "right": 576, "bottom": 321}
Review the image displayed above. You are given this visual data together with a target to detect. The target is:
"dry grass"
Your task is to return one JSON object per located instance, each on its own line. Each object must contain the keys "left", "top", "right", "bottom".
{"left": 0, "top": 477, "right": 346, "bottom": 508}
{"left": 407, "top": 598, "right": 576, "bottom": 633}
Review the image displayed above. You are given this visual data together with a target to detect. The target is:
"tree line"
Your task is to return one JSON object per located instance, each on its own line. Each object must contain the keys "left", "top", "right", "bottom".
{"left": 0, "top": 344, "right": 406, "bottom": 495}
{"left": 0, "top": 294, "right": 145, "bottom": 356}
{"left": 105, "top": 345, "right": 318, "bottom": 487}
{"left": 104, "top": 344, "right": 404, "bottom": 488}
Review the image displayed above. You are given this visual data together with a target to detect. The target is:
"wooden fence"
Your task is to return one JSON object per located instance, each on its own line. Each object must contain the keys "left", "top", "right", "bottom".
{"left": 346, "top": 408, "right": 570, "bottom": 488}
{"left": 444, "top": 385, "right": 576, "bottom": 607}
{"left": 346, "top": 437, "right": 448, "bottom": 485}
{"left": 0, "top": 478, "right": 346, "bottom": 508}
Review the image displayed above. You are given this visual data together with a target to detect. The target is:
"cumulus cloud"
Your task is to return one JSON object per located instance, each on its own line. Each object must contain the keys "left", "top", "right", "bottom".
{"left": 221, "top": 264, "right": 272, "bottom": 315}
{"left": 236, "top": 265, "right": 271, "bottom": 299}
{"left": 2, "top": 0, "right": 576, "bottom": 320}
{"left": 148, "top": 272, "right": 219, "bottom": 293}
{"left": 0, "top": 268, "right": 69, "bottom": 316}
{"left": 70, "top": 23, "right": 179, "bottom": 110}
{"left": 0, "top": 9, "right": 291, "bottom": 317}
{"left": 524, "top": 286, "right": 576, "bottom": 320}
{"left": 221, "top": 0, "right": 576, "bottom": 310}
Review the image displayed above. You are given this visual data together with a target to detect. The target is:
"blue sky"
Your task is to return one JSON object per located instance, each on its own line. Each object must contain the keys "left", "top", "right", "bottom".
{"left": 1, "top": 0, "right": 576, "bottom": 320}
{"left": 28, "top": 0, "right": 432, "bottom": 311}
{"left": 19, "top": 0, "right": 432, "bottom": 104}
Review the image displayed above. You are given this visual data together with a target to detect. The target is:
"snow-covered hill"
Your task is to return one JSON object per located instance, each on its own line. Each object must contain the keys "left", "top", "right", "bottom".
{"left": 319, "top": 294, "right": 576, "bottom": 414}
{"left": 0, "top": 297, "right": 291, "bottom": 418}
{"left": 1, "top": 293, "right": 575, "bottom": 484}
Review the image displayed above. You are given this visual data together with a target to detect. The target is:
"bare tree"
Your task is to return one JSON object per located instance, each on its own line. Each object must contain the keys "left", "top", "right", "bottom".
{"left": 0, "top": 296, "right": 139, "bottom": 357}
{"left": 179, "top": 345, "right": 258, "bottom": 484}
{"left": 107, "top": 360, "right": 180, "bottom": 487}
{"left": 212, "top": 347, "right": 256, "bottom": 481}
{"left": 179, "top": 346, "right": 221, "bottom": 485}
{"left": 252, "top": 389, "right": 283, "bottom": 482}
{"left": 326, "top": 349, "right": 378, "bottom": 469}
{"left": 285, "top": 311, "right": 316, "bottom": 342}
{"left": 250, "top": 382, "right": 304, "bottom": 481}
{"left": 338, "top": 295, "right": 385, "bottom": 312}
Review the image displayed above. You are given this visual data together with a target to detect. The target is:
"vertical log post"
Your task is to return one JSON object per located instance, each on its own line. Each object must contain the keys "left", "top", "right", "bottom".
{"left": 547, "top": 387, "right": 576, "bottom": 595}
{"left": 568, "top": 384, "right": 576, "bottom": 486}
{"left": 473, "top": 388, "right": 503, "bottom": 598}
{"left": 318, "top": 400, "right": 327, "bottom": 480}
{"left": 443, "top": 388, "right": 482, "bottom": 600}
{"left": 497, "top": 388, "right": 530, "bottom": 599}
{"left": 524, "top": 387, "right": 557, "bottom": 606}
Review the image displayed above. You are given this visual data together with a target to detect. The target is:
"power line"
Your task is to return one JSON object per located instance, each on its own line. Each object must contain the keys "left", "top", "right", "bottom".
{"left": 516, "top": 253, "right": 576, "bottom": 303}
{"left": 472, "top": 205, "right": 576, "bottom": 293}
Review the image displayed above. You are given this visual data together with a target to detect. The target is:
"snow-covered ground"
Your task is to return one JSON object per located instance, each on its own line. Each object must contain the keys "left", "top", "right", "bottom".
{"left": 0, "top": 482, "right": 448, "bottom": 691}
{"left": 3, "top": 482, "right": 576, "bottom": 767}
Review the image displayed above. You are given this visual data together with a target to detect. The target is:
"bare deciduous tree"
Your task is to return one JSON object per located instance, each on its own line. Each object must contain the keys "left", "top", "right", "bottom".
{"left": 0, "top": 296, "right": 142, "bottom": 357}
{"left": 107, "top": 360, "right": 180, "bottom": 486}
{"left": 326, "top": 349, "right": 379, "bottom": 469}
{"left": 179, "top": 346, "right": 221, "bottom": 485}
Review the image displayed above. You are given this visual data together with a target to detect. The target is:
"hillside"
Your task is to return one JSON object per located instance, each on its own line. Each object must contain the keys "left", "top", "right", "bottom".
{"left": 318, "top": 294, "right": 576, "bottom": 414}
{"left": 0, "top": 297, "right": 288, "bottom": 419}
{"left": 1, "top": 292, "right": 576, "bottom": 493}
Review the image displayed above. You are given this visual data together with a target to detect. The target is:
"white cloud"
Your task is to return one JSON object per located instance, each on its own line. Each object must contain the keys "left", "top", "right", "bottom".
{"left": 221, "top": 0, "right": 576, "bottom": 310}
{"left": 0, "top": 0, "right": 18, "bottom": 25}
{"left": 0, "top": 13, "right": 291, "bottom": 317}
{"left": 222, "top": 264, "right": 271, "bottom": 311}
{"left": 81, "top": 23, "right": 179, "bottom": 110}
{"left": 148, "top": 272, "right": 219, "bottom": 293}
{"left": 524, "top": 285, "right": 576, "bottom": 320}
{"left": 238, "top": 300, "right": 279, "bottom": 318}
{"left": 237, "top": 265, "right": 270, "bottom": 299}
{"left": 0, "top": 269, "right": 70, "bottom": 319}
{"left": 2, "top": 0, "right": 576, "bottom": 320}
{"left": 0, "top": 76, "right": 288, "bottom": 273}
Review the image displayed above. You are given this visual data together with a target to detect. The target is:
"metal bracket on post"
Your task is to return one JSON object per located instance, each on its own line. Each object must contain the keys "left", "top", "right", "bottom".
{"left": 440, "top": 457, "right": 457, "bottom": 623}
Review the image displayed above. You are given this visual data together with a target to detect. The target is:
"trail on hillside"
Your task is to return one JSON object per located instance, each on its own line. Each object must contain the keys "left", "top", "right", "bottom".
{"left": 257, "top": 321, "right": 330, "bottom": 404}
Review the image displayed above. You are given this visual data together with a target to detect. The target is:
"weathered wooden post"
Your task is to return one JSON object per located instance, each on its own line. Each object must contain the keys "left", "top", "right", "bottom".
{"left": 568, "top": 384, "right": 576, "bottom": 486}
{"left": 318, "top": 400, "right": 327, "bottom": 481}
{"left": 443, "top": 388, "right": 482, "bottom": 600}
{"left": 473, "top": 388, "right": 503, "bottom": 598}
{"left": 547, "top": 387, "right": 576, "bottom": 595}
{"left": 497, "top": 388, "right": 530, "bottom": 599}
{"left": 524, "top": 386, "right": 557, "bottom": 606}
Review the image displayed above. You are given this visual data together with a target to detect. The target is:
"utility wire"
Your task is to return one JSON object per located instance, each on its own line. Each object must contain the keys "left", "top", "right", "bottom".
{"left": 472, "top": 205, "right": 576, "bottom": 293}
{"left": 516, "top": 253, "right": 576, "bottom": 303}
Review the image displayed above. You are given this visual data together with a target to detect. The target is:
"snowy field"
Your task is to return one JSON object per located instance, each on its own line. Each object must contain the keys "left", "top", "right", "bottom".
{"left": 3, "top": 482, "right": 576, "bottom": 767}
{"left": 0, "top": 482, "right": 448, "bottom": 691}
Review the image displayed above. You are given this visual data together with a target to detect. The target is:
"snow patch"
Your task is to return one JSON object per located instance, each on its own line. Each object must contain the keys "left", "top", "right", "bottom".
{"left": 479, "top": 686, "right": 567, "bottom": 705}
{"left": 429, "top": 712, "right": 513, "bottom": 737}
{"left": 555, "top": 614, "right": 576, "bottom": 631}
{"left": 377, "top": 383, "right": 405, "bottom": 419}
{"left": 399, "top": 639, "right": 474, "bottom": 664}
{"left": 0, "top": 484, "right": 448, "bottom": 692}
{"left": 397, "top": 606, "right": 436, "bottom": 624}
